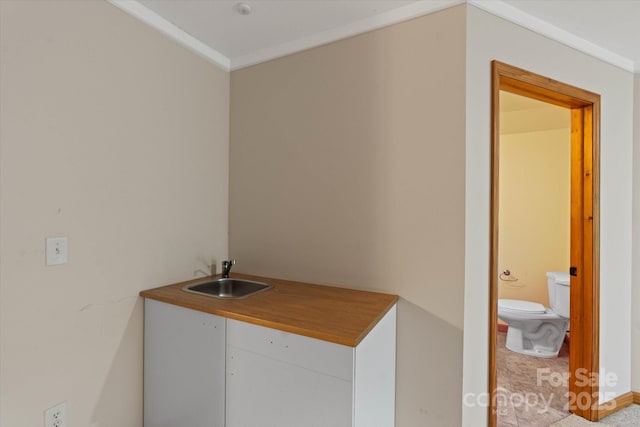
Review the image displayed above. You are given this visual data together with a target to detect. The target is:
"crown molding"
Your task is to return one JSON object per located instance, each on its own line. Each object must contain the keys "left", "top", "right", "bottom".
{"left": 468, "top": 0, "right": 636, "bottom": 73}
{"left": 230, "top": 0, "right": 464, "bottom": 70}
{"left": 108, "top": 0, "right": 638, "bottom": 74}
{"left": 107, "top": 0, "right": 231, "bottom": 71}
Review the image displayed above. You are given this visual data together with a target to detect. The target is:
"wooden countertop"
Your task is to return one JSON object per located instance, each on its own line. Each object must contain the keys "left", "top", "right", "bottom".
{"left": 140, "top": 273, "right": 398, "bottom": 347}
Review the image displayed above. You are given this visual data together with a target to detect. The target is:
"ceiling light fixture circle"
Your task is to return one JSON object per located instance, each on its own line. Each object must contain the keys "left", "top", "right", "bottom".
{"left": 235, "top": 2, "right": 252, "bottom": 16}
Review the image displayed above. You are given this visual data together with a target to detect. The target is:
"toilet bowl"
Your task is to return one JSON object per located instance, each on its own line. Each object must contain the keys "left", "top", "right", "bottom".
{"left": 497, "top": 272, "right": 570, "bottom": 358}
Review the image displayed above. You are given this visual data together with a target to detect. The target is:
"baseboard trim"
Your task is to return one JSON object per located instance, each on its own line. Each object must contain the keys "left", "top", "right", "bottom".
{"left": 597, "top": 391, "right": 634, "bottom": 419}
{"left": 633, "top": 391, "right": 640, "bottom": 404}
{"left": 497, "top": 323, "right": 508, "bottom": 333}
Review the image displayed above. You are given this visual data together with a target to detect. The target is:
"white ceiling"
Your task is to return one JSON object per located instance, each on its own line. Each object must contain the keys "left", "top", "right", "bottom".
{"left": 500, "top": 91, "right": 570, "bottom": 135}
{"left": 138, "top": 0, "right": 414, "bottom": 59}
{"left": 110, "top": 0, "right": 640, "bottom": 72}
{"left": 500, "top": 91, "right": 551, "bottom": 113}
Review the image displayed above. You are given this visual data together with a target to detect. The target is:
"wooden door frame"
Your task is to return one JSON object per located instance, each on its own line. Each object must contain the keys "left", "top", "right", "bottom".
{"left": 488, "top": 61, "right": 601, "bottom": 425}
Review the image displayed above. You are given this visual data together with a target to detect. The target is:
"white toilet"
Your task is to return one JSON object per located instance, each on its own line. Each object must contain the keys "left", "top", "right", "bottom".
{"left": 498, "top": 272, "right": 570, "bottom": 358}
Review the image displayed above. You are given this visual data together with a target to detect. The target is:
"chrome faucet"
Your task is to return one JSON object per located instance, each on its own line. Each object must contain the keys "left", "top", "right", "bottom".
{"left": 221, "top": 259, "right": 236, "bottom": 278}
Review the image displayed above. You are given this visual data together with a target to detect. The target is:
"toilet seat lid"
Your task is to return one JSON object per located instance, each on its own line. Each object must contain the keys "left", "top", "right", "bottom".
{"left": 498, "top": 299, "right": 546, "bottom": 314}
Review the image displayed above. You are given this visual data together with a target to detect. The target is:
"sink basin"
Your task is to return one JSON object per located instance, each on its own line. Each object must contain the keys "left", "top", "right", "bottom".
{"left": 183, "top": 278, "right": 272, "bottom": 299}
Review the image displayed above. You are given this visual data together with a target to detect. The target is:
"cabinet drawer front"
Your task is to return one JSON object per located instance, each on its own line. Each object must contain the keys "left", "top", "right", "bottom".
{"left": 227, "top": 319, "right": 354, "bottom": 380}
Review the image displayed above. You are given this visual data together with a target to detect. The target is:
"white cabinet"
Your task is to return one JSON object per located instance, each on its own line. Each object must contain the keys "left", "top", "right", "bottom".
{"left": 226, "top": 305, "right": 396, "bottom": 427}
{"left": 144, "top": 300, "right": 396, "bottom": 427}
{"left": 226, "top": 319, "right": 354, "bottom": 427}
{"left": 353, "top": 304, "right": 397, "bottom": 427}
{"left": 144, "top": 300, "right": 226, "bottom": 427}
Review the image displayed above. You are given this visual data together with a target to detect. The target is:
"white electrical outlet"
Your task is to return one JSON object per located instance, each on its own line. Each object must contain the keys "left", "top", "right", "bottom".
{"left": 46, "top": 236, "right": 68, "bottom": 266}
{"left": 45, "top": 402, "right": 67, "bottom": 427}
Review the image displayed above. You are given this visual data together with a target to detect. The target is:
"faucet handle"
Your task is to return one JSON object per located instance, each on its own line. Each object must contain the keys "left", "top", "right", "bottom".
{"left": 221, "top": 259, "right": 236, "bottom": 278}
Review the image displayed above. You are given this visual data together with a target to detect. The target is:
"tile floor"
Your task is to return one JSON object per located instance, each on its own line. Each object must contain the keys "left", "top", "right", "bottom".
{"left": 497, "top": 331, "right": 571, "bottom": 426}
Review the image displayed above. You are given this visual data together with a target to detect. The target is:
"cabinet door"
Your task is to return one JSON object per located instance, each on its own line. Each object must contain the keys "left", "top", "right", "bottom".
{"left": 144, "top": 300, "right": 225, "bottom": 427}
{"left": 226, "top": 319, "right": 354, "bottom": 427}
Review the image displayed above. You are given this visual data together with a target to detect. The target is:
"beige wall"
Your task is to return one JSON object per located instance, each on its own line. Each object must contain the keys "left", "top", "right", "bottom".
{"left": 464, "top": 5, "right": 634, "bottom": 425}
{"left": 0, "top": 1, "right": 229, "bottom": 426}
{"left": 498, "top": 126, "right": 571, "bottom": 307}
{"left": 3, "top": 3, "right": 635, "bottom": 426}
{"left": 230, "top": 6, "right": 466, "bottom": 425}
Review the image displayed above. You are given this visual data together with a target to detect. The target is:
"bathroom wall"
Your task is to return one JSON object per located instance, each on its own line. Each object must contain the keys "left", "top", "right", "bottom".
{"left": 465, "top": 5, "right": 634, "bottom": 424}
{"left": 230, "top": 6, "right": 466, "bottom": 425}
{"left": 0, "top": 1, "right": 229, "bottom": 426}
{"left": 498, "top": 113, "right": 571, "bottom": 307}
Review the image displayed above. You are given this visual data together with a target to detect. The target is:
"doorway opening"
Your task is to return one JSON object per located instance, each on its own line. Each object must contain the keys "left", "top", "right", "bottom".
{"left": 496, "top": 90, "right": 571, "bottom": 425}
{"left": 488, "top": 61, "right": 601, "bottom": 426}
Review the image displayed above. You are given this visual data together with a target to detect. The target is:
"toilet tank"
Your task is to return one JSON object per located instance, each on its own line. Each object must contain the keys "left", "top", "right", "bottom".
{"left": 547, "top": 272, "right": 570, "bottom": 318}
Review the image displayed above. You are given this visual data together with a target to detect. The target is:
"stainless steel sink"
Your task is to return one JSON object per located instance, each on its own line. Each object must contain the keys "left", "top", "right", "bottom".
{"left": 183, "top": 278, "right": 272, "bottom": 299}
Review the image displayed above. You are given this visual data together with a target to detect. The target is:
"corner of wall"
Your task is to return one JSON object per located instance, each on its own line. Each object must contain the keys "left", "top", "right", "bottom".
{"left": 464, "top": 3, "right": 634, "bottom": 423}
{"left": 632, "top": 73, "right": 640, "bottom": 392}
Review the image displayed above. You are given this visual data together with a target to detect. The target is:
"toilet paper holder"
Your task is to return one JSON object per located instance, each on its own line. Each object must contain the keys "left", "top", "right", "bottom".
{"left": 499, "top": 269, "right": 519, "bottom": 282}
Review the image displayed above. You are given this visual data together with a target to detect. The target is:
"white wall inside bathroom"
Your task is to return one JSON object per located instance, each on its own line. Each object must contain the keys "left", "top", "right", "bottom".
{"left": 0, "top": 1, "right": 229, "bottom": 426}
{"left": 498, "top": 96, "right": 571, "bottom": 307}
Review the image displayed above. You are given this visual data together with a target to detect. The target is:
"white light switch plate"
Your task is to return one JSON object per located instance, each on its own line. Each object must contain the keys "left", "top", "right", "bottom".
{"left": 46, "top": 237, "right": 68, "bottom": 266}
